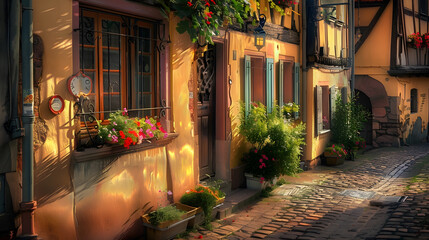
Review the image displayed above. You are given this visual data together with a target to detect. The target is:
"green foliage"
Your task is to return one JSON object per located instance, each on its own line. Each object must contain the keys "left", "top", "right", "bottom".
{"left": 282, "top": 102, "right": 299, "bottom": 120}
{"left": 331, "top": 94, "right": 370, "bottom": 159}
{"left": 276, "top": 178, "right": 287, "bottom": 186}
{"left": 239, "top": 102, "right": 305, "bottom": 181}
{"left": 180, "top": 186, "right": 218, "bottom": 224}
{"left": 148, "top": 205, "right": 185, "bottom": 226}
{"left": 157, "top": 0, "right": 251, "bottom": 44}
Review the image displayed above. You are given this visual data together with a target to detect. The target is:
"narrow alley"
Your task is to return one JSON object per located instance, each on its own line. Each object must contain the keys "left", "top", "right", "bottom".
{"left": 185, "top": 144, "right": 429, "bottom": 240}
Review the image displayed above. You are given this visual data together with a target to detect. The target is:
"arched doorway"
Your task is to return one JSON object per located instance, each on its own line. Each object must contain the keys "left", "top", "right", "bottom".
{"left": 355, "top": 89, "right": 372, "bottom": 146}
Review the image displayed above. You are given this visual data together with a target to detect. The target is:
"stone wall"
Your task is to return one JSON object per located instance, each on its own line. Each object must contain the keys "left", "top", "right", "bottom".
{"left": 372, "top": 96, "right": 401, "bottom": 147}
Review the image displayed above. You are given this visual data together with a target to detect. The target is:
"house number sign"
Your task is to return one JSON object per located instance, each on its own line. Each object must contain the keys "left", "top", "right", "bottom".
{"left": 67, "top": 72, "right": 92, "bottom": 97}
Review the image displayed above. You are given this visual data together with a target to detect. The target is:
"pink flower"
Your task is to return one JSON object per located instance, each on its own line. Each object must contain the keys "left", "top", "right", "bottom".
{"left": 259, "top": 159, "right": 263, "bottom": 163}
{"left": 122, "top": 108, "right": 128, "bottom": 115}
{"left": 260, "top": 177, "right": 265, "bottom": 183}
{"left": 262, "top": 154, "right": 268, "bottom": 160}
{"left": 111, "top": 135, "right": 118, "bottom": 143}
{"left": 164, "top": 133, "right": 168, "bottom": 138}
{"left": 167, "top": 190, "right": 172, "bottom": 195}
{"left": 146, "top": 129, "right": 154, "bottom": 138}
{"left": 332, "top": 144, "right": 335, "bottom": 148}
{"left": 113, "top": 122, "right": 117, "bottom": 126}
{"left": 254, "top": 149, "right": 258, "bottom": 153}
{"left": 272, "top": 158, "right": 275, "bottom": 161}
{"left": 145, "top": 119, "right": 154, "bottom": 127}
{"left": 259, "top": 165, "right": 263, "bottom": 169}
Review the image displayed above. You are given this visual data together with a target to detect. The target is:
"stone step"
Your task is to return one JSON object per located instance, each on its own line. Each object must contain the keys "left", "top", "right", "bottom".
{"left": 214, "top": 188, "right": 260, "bottom": 219}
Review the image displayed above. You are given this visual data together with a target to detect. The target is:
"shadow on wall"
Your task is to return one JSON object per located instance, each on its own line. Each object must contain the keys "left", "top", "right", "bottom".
{"left": 406, "top": 117, "right": 428, "bottom": 145}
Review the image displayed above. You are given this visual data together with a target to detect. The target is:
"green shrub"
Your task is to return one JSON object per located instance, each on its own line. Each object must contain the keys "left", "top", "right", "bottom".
{"left": 148, "top": 205, "right": 185, "bottom": 226}
{"left": 239, "top": 102, "right": 305, "bottom": 181}
{"left": 180, "top": 186, "right": 217, "bottom": 224}
{"left": 331, "top": 94, "right": 370, "bottom": 160}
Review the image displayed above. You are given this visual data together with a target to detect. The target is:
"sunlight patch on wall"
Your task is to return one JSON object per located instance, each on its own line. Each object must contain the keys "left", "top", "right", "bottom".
{"left": 100, "top": 170, "right": 135, "bottom": 200}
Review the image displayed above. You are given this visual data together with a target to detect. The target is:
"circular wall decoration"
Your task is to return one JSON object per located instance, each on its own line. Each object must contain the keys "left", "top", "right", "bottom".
{"left": 67, "top": 72, "right": 92, "bottom": 97}
{"left": 48, "top": 95, "right": 65, "bottom": 115}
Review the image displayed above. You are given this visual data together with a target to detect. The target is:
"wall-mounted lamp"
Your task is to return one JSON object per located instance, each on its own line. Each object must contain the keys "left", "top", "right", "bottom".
{"left": 254, "top": 14, "right": 266, "bottom": 49}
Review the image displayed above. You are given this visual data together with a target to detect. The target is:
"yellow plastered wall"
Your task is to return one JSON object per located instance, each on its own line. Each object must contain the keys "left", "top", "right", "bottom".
{"left": 228, "top": 31, "right": 300, "bottom": 169}
{"left": 168, "top": 15, "right": 197, "bottom": 200}
{"left": 33, "top": 0, "right": 76, "bottom": 239}
{"left": 304, "top": 68, "right": 350, "bottom": 161}
{"left": 355, "top": 1, "right": 392, "bottom": 68}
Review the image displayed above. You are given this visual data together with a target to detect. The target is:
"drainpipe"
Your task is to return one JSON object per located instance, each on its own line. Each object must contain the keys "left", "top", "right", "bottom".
{"left": 302, "top": 0, "right": 307, "bottom": 123}
{"left": 349, "top": 0, "right": 355, "bottom": 95}
{"left": 19, "top": 0, "right": 38, "bottom": 239}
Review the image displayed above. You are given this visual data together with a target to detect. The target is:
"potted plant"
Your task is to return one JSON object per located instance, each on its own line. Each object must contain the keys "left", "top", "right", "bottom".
{"left": 97, "top": 108, "right": 168, "bottom": 149}
{"left": 239, "top": 102, "right": 305, "bottom": 190}
{"left": 423, "top": 33, "right": 429, "bottom": 48}
{"left": 324, "top": 144, "right": 347, "bottom": 166}
{"left": 180, "top": 184, "right": 226, "bottom": 227}
{"left": 142, "top": 203, "right": 198, "bottom": 240}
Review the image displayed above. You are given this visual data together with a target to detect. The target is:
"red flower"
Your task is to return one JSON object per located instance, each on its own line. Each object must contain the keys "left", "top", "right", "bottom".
{"left": 123, "top": 137, "right": 133, "bottom": 149}
{"left": 119, "top": 130, "right": 125, "bottom": 139}
{"left": 206, "top": 20, "right": 211, "bottom": 25}
{"left": 128, "top": 130, "right": 138, "bottom": 138}
{"left": 210, "top": 0, "right": 216, "bottom": 4}
{"left": 156, "top": 122, "right": 161, "bottom": 127}
{"left": 136, "top": 121, "right": 140, "bottom": 127}
{"left": 206, "top": 11, "right": 213, "bottom": 18}
{"left": 187, "top": 1, "right": 192, "bottom": 6}
{"left": 205, "top": 1, "right": 210, "bottom": 6}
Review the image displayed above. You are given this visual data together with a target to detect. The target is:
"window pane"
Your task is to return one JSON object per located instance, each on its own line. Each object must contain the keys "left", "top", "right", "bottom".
{"left": 139, "top": 55, "right": 151, "bottom": 73}
{"left": 103, "top": 94, "right": 121, "bottom": 118}
{"left": 103, "top": 49, "right": 120, "bottom": 70}
{"left": 102, "top": 20, "right": 121, "bottom": 47}
{"left": 81, "top": 47, "right": 95, "bottom": 69}
{"left": 103, "top": 72, "right": 121, "bottom": 93}
{"left": 80, "top": 16, "right": 95, "bottom": 45}
{"left": 143, "top": 94, "right": 152, "bottom": 117}
{"left": 83, "top": 71, "right": 97, "bottom": 93}
{"left": 139, "top": 27, "right": 151, "bottom": 53}
{"left": 142, "top": 75, "right": 151, "bottom": 92}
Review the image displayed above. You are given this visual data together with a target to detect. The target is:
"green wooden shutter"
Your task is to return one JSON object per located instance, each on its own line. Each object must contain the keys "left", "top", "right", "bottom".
{"left": 266, "top": 58, "right": 274, "bottom": 112}
{"left": 293, "top": 62, "right": 300, "bottom": 118}
{"left": 330, "top": 86, "right": 337, "bottom": 127}
{"left": 245, "top": 55, "right": 251, "bottom": 116}
{"left": 278, "top": 60, "right": 284, "bottom": 109}
{"left": 315, "top": 85, "right": 323, "bottom": 135}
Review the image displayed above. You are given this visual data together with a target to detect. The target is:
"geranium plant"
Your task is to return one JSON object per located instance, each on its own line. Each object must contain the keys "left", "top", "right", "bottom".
{"left": 324, "top": 144, "right": 347, "bottom": 158}
{"left": 97, "top": 108, "right": 168, "bottom": 149}
{"left": 408, "top": 32, "right": 423, "bottom": 48}
{"left": 239, "top": 102, "right": 305, "bottom": 182}
{"left": 157, "top": 0, "right": 251, "bottom": 44}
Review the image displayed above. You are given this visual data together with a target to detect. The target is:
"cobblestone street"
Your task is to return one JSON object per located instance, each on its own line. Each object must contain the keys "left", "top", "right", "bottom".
{"left": 183, "top": 144, "right": 429, "bottom": 240}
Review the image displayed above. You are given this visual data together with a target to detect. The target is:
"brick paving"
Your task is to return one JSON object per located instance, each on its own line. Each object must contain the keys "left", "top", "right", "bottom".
{"left": 179, "top": 144, "right": 429, "bottom": 240}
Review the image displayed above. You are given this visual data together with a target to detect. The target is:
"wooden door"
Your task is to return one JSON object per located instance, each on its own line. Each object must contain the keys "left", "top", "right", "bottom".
{"left": 197, "top": 47, "right": 216, "bottom": 178}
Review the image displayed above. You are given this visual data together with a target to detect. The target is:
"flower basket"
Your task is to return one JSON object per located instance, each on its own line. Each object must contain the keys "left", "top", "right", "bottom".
{"left": 324, "top": 152, "right": 345, "bottom": 166}
{"left": 142, "top": 203, "right": 197, "bottom": 240}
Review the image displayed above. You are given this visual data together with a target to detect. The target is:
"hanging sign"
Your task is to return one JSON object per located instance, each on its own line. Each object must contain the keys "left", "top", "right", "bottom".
{"left": 67, "top": 72, "right": 92, "bottom": 97}
{"left": 48, "top": 95, "right": 65, "bottom": 115}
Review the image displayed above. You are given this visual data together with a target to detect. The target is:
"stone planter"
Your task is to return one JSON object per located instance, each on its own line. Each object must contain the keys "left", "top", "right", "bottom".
{"left": 245, "top": 173, "right": 269, "bottom": 190}
{"left": 142, "top": 203, "right": 197, "bottom": 240}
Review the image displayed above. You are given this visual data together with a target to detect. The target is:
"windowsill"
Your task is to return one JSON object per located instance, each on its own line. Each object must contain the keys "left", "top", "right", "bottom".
{"left": 319, "top": 129, "right": 331, "bottom": 135}
{"left": 72, "top": 133, "right": 179, "bottom": 163}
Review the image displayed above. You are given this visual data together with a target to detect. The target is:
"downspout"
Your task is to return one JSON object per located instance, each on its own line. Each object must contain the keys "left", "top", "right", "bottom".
{"left": 302, "top": 0, "right": 307, "bottom": 123}
{"left": 349, "top": 0, "right": 355, "bottom": 95}
{"left": 19, "top": 0, "right": 38, "bottom": 239}
{"left": 302, "top": 0, "right": 312, "bottom": 162}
